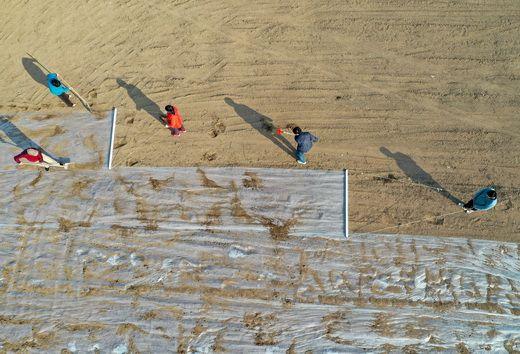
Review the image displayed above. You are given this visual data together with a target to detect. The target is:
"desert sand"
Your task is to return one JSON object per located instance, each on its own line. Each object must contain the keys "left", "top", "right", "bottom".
{"left": 1, "top": 0, "right": 519, "bottom": 239}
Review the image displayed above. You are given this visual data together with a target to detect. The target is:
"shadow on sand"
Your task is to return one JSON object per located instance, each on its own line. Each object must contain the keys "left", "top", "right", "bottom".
{"left": 0, "top": 116, "right": 69, "bottom": 163}
{"left": 22, "top": 57, "right": 48, "bottom": 87}
{"left": 117, "top": 79, "right": 164, "bottom": 124}
{"left": 380, "top": 146, "right": 462, "bottom": 205}
{"left": 225, "top": 97, "right": 295, "bottom": 159}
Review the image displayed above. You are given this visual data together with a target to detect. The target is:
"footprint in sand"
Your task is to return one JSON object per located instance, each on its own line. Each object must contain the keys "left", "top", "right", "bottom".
{"left": 203, "top": 152, "right": 217, "bottom": 161}
{"left": 209, "top": 116, "right": 226, "bottom": 137}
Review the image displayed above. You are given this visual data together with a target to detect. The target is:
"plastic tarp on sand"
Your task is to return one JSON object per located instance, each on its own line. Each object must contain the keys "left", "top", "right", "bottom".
{"left": 1, "top": 167, "right": 346, "bottom": 237}
{"left": 0, "top": 112, "right": 109, "bottom": 170}
{"left": 0, "top": 112, "right": 519, "bottom": 353}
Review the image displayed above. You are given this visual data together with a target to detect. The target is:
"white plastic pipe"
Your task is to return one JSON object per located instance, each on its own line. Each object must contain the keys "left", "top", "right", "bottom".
{"left": 108, "top": 107, "right": 117, "bottom": 170}
{"left": 344, "top": 169, "right": 348, "bottom": 238}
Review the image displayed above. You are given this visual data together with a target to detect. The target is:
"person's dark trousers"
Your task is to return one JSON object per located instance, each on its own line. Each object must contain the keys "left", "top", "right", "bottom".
{"left": 58, "top": 93, "right": 74, "bottom": 107}
{"left": 463, "top": 199, "right": 474, "bottom": 209}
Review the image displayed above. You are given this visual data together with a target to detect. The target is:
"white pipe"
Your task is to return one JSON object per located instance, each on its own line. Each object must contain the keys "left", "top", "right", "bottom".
{"left": 108, "top": 107, "right": 117, "bottom": 170}
{"left": 344, "top": 169, "right": 348, "bottom": 238}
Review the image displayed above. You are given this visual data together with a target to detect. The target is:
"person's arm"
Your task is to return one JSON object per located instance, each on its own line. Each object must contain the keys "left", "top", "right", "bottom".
{"left": 162, "top": 113, "right": 169, "bottom": 127}
{"left": 175, "top": 107, "right": 183, "bottom": 122}
{"left": 55, "top": 74, "right": 70, "bottom": 91}
{"left": 311, "top": 134, "right": 319, "bottom": 142}
{"left": 56, "top": 73, "right": 65, "bottom": 85}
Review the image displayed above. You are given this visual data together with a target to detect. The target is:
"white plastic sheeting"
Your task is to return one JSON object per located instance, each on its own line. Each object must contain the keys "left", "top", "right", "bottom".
{"left": 0, "top": 214, "right": 519, "bottom": 352}
{"left": 1, "top": 167, "right": 345, "bottom": 238}
{"left": 1, "top": 166, "right": 519, "bottom": 352}
{"left": 0, "top": 112, "right": 110, "bottom": 170}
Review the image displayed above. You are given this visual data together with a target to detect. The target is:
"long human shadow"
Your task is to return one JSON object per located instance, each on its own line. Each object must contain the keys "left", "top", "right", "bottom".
{"left": 225, "top": 97, "right": 295, "bottom": 158}
{"left": 22, "top": 57, "right": 48, "bottom": 87}
{"left": 380, "top": 147, "right": 462, "bottom": 205}
{"left": 117, "top": 79, "right": 163, "bottom": 124}
{"left": 0, "top": 116, "right": 68, "bottom": 163}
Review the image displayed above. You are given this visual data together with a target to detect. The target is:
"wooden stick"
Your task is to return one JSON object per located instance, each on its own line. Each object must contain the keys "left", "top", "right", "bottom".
{"left": 26, "top": 52, "right": 52, "bottom": 73}
{"left": 59, "top": 77, "right": 92, "bottom": 112}
{"left": 19, "top": 161, "right": 69, "bottom": 170}
{"left": 276, "top": 128, "right": 296, "bottom": 136}
{"left": 26, "top": 52, "right": 92, "bottom": 112}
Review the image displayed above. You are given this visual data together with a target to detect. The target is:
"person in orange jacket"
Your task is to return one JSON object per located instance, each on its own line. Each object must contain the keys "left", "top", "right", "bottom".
{"left": 162, "top": 104, "right": 186, "bottom": 137}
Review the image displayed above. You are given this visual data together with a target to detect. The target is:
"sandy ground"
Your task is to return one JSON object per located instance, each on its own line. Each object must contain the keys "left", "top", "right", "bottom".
{"left": 1, "top": 0, "right": 519, "bottom": 240}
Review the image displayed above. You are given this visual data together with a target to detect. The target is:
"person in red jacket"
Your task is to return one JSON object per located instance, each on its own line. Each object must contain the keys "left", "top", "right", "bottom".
{"left": 14, "top": 148, "right": 43, "bottom": 164}
{"left": 14, "top": 148, "right": 68, "bottom": 171}
{"left": 162, "top": 104, "right": 186, "bottom": 137}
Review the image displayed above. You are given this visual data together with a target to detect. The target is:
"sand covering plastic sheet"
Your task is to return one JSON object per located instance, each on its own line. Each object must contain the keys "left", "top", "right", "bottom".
{"left": 1, "top": 167, "right": 345, "bottom": 237}
{"left": 0, "top": 218, "right": 519, "bottom": 352}
{"left": 0, "top": 112, "right": 519, "bottom": 352}
{"left": 0, "top": 112, "right": 110, "bottom": 170}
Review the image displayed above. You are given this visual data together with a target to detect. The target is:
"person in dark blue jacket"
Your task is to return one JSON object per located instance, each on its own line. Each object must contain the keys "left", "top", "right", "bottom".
{"left": 46, "top": 73, "right": 75, "bottom": 107}
{"left": 462, "top": 187, "right": 497, "bottom": 213}
{"left": 292, "top": 126, "right": 319, "bottom": 165}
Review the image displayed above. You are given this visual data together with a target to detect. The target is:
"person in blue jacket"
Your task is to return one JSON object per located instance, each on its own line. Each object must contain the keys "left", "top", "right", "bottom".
{"left": 292, "top": 126, "right": 319, "bottom": 165}
{"left": 46, "top": 73, "right": 75, "bottom": 107}
{"left": 462, "top": 187, "right": 497, "bottom": 213}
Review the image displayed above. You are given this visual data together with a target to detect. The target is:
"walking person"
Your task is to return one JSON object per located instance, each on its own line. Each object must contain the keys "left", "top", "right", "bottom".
{"left": 162, "top": 104, "right": 186, "bottom": 137}
{"left": 462, "top": 187, "right": 497, "bottom": 213}
{"left": 46, "top": 73, "right": 75, "bottom": 107}
{"left": 292, "top": 126, "right": 318, "bottom": 165}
